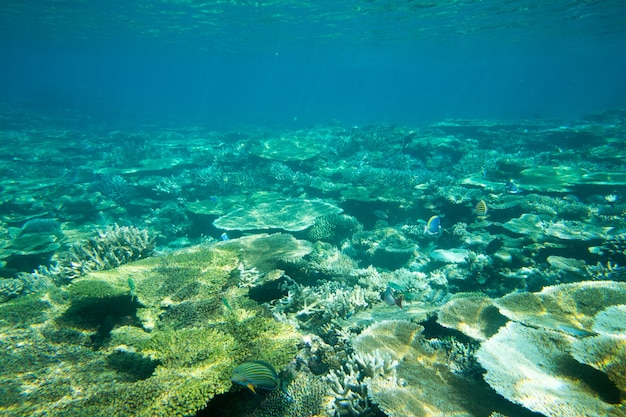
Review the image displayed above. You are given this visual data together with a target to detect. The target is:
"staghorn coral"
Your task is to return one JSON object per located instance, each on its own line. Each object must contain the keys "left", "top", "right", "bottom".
{"left": 152, "top": 176, "right": 183, "bottom": 196}
{"left": 269, "top": 279, "right": 379, "bottom": 330}
{"left": 97, "top": 174, "right": 136, "bottom": 204}
{"left": 325, "top": 350, "right": 395, "bottom": 416}
{"left": 33, "top": 224, "right": 155, "bottom": 283}
{"left": 586, "top": 261, "right": 626, "bottom": 282}
{"left": 192, "top": 165, "right": 230, "bottom": 193}
{"left": 591, "top": 233, "right": 626, "bottom": 265}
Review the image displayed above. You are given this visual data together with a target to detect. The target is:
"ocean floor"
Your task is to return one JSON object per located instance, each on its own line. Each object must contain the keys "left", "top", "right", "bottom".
{"left": 1, "top": 109, "right": 625, "bottom": 417}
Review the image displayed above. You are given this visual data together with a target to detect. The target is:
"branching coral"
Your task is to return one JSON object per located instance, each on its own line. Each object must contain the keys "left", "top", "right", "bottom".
{"left": 33, "top": 224, "right": 155, "bottom": 283}
{"left": 325, "top": 350, "right": 396, "bottom": 416}
{"left": 269, "top": 279, "right": 378, "bottom": 329}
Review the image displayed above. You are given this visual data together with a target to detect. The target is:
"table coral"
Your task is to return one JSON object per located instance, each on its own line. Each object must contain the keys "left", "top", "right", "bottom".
{"left": 351, "top": 320, "right": 503, "bottom": 417}
{"left": 213, "top": 199, "right": 342, "bottom": 232}
{"left": 493, "top": 280, "right": 626, "bottom": 335}
{"left": 477, "top": 321, "right": 625, "bottom": 417}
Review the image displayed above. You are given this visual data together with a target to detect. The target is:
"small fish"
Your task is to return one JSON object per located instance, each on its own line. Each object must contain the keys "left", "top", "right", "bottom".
{"left": 424, "top": 215, "right": 442, "bottom": 235}
{"left": 384, "top": 285, "right": 404, "bottom": 309}
{"left": 221, "top": 297, "right": 232, "bottom": 311}
{"left": 556, "top": 324, "right": 598, "bottom": 337}
{"left": 220, "top": 233, "right": 229, "bottom": 241}
{"left": 485, "top": 237, "right": 504, "bottom": 254}
{"left": 505, "top": 180, "right": 520, "bottom": 194}
{"left": 373, "top": 210, "right": 388, "bottom": 219}
{"left": 474, "top": 200, "right": 488, "bottom": 217}
{"left": 231, "top": 361, "right": 280, "bottom": 394}
{"left": 128, "top": 277, "right": 136, "bottom": 302}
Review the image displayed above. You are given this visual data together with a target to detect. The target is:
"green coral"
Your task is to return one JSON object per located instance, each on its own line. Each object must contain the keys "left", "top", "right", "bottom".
{"left": 0, "top": 291, "right": 52, "bottom": 327}
{"left": 0, "top": 241, "right": 301, "bottom": 416}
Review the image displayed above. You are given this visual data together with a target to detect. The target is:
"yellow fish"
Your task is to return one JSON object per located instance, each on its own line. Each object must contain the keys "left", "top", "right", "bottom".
{"left": 475, "top": 200, "right": 488, "bottom": 217}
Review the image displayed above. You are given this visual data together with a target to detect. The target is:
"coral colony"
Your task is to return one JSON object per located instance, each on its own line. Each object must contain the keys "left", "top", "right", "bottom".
{"left": 1, "top": 115, "right": 626, "bottom": 416}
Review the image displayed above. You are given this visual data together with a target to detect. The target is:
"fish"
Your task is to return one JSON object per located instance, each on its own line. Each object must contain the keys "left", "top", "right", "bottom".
{"left": 556, "top": 324, "right": 598, "bottom": 337}
{"left": 373, "top": 210, "right": 388, "bottom": 219}
{"left": 220, "top": 233, "right": 229, "bottom": 241}
{"left": 128, "top": 277, "right": 136, "bottom": 302}
{"left": 474, "top": 200, "right": 488, "bottom": 217}
{"left": 424, "top": 215, "right": 442, "bottom": 235}
{"left": 384, "top": 284, "right": 404, "bottom": 309}
{"left": 231, "top": 361, "right": 280, "bottom": 394}
{"left": 505, "top": 180, "right": 520, "bottom": 194}
{"left": 485, "top": 237, "right": 504, "bottom": 254}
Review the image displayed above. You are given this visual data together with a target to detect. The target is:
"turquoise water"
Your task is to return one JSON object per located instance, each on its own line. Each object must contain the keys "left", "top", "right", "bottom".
{"left": 1, "top": 1, "right": 626, "bottom": 126}
{"left": 1, "top": 2, "right": 626, "bottom": 417}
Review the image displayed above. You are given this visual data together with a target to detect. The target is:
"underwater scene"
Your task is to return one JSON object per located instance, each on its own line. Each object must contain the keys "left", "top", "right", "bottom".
{"left": 1, "top": 1, "right": 626, "bottom": 417}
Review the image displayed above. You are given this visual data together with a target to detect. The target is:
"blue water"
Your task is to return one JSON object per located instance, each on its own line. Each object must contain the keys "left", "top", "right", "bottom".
{"left": 1, "top": 0, "right": 626, "bottom": 127}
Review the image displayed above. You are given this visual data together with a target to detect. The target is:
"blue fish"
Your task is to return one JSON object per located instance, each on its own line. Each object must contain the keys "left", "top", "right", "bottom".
{"left": 505, "top": 180, "right": 520, "bottom": 194}
{"left": 424, "top": 215, "right": 442, "bottom": 235}
{"left": 231, "top": 361, "right": 280, "bottom": 394}
{"left": 220, "top": 233, "right": 229, "bottom": 241}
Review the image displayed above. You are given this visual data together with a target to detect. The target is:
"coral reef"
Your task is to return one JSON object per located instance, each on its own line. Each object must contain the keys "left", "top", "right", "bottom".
{"left": 325, "top": 352, "right": 384, "bottom": 416}
{"left": 0, "top": 218, "right": 63, "bottom": 276}
{"left": 0, "top": 278, "right": 24, "bottom": 302}
{"left": 250, "top": 133, "right": 324, "bottom": 161}
{"left": 245, "top": 371, "right": 331, "bottom": 417}
{"left": 268, "top": 279, "right": 379, "bottom": 330}
{"left": 33, "top": 224, "right": 155, "bottom": 283}
{"left": 214, "top": 199, "right": 342, "bottom": 232}
{"left": 437, "top": 296, "right": 507, "bottom": 341}
{"left": 477, "top": 321, "right": 625, "bottom": 417}
{"left": 2, "top": 111, "right": 626, "bottom": 417}
{"left": 493, "top": 280, "right": 626, "bottom": 335}
{"left": 307, "top": 213, "right": 363, "bottom": 243}
{"left": 0, "top": 241, "right": 300, "bottom": 416}
{"left": 350, "top": 320, "right": 504, "bottom": 417}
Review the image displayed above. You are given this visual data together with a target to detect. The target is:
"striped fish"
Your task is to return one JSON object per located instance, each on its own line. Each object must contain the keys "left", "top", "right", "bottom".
{"left": 475, "top": 199, "right": 488, "bottom": 217}
{"left": 231, "top": 361, "right": 279, "bottom": 394}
